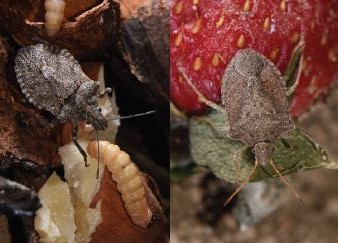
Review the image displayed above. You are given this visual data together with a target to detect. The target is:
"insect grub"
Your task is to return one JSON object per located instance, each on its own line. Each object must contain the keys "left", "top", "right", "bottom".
{"left": 87, "top": 140, "right": 153, "bottom": 228}
{"left": 179, "top": 48, "right": 302, "bottom": 204}
{"left": 44, "top": 0, "right": 65, "bottom": 37}
{"left": 15, "top": 43, "right": 110, "bottom": 167}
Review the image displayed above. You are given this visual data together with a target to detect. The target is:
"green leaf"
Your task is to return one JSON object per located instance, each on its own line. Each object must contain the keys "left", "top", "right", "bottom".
{"left": 283, "top": 42, "right": 304, "bottom": 97}
{"left": 189, "top": 111, "right": 335, "bottom": 184}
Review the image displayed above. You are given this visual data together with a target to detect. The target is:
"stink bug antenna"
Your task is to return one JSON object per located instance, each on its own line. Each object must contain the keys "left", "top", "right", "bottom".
{"left": 224, "top": 159, "right": 259, "bottom": 206}
{"left": 106, "top": 110, "right": 156, "bottom": 121}
{"left": 224, "top": 159, "right": 303, "bottom": 206}
{"left": 268, "top": 159, "right": 303, "bottom": 204}
{"left": 178, "top": 64, "right": 225, "bottom": 113}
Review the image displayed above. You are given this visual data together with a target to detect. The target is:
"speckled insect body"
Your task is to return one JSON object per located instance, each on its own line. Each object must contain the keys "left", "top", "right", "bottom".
{"left": 180, "top": 49, "right": 294, "bottom": 166}
{"left": 222, "top": 49, "right": 294, "bottom": 166}
{"left": 180, "top": 48, "right": 301, "bottom": 204}
{"left": 15, "top": 43, "right": 107, "bottom": 165}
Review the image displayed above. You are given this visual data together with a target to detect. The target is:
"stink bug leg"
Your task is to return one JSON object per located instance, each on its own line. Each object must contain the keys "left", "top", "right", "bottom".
{"left": 72, "top": 123, "right": 88, "bottom": 167}
{"left": 178, "top": 65, "right": 226, "bottom": 114}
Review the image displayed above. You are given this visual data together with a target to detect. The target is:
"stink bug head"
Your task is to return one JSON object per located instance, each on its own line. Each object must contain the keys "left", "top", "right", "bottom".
{"left": 56, "top": 80, "right": 107, "bottom": 130}
{"left": 232, "top": 49, "right": 266, "bottom": 79}
{"left": 252, "top": 142, "right": 273, "bottom": 166}
{"left": 86, "top": 105, "right": 107, "bottom": 131}
{"left": 67, "top": 80, "right": 107, "bottom": 130}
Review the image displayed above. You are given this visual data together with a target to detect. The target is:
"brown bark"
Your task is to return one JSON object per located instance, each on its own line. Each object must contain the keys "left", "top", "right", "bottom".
{"left": 0, "top": 0, "right": 120, "bottom": 60}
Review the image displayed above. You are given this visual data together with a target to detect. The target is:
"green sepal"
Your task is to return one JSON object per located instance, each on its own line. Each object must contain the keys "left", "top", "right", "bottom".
{"left": 189, "top": 111, "right": 335, "bottom": 184}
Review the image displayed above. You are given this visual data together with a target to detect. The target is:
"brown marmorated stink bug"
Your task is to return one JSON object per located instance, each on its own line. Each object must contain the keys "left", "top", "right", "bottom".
{"left": 15, "top": 43, "right": 110, "bottom": 166}
{"left": 179, "top": 48, "right": 303, "bottom": 204}
{"left": 15, "top": 43, "right": 155, "bottom": 174}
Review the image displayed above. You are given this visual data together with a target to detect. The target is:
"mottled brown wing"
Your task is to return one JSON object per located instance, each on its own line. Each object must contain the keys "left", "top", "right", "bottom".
{"left": 222, "top": 49, "right": 293, "bottom": 145}
{"left": 228, "top": 113, "right": 294, "bottom": 146}
{"left": 259, "top": 58, "right": 289, "bottom": 114}
{"left": 222, "top": 49, "right": 266, "bottom": 130}
{"left": 14, "top": 44, "right": 83, "bottom": 116}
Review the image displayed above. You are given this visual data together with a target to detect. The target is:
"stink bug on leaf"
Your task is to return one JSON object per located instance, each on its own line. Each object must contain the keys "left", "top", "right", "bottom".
{"left": 179, "top": 48, "right": 304, "bottom": 204}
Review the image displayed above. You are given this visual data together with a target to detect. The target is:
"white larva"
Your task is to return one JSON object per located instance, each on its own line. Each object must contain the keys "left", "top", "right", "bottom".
{"left": 87, "top": 140, "right": 153, "bottom": 228}
{"left": 45, "top": 0, "right": 65, "bottom": 37}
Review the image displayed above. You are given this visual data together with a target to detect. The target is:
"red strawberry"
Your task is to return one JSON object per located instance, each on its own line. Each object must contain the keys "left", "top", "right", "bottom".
{"left": 170, "top": 0, "right": 338, "bottom": 118}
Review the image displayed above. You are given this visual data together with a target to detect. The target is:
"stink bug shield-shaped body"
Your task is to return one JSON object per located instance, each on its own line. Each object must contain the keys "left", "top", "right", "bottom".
{"left": 222, "top": 49, "right": 294, "bottom": 166}
{"left": 180, "top": 48, "right": 294, "bottom": 166}
{"left": 221, "top": 49, "right": 301, "bottom": 205}
{"left": 14, "top": 43, "right": 107, "bottom": 165}
{"left": 179, "top": 48, "right": 301, "bottom": 204}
